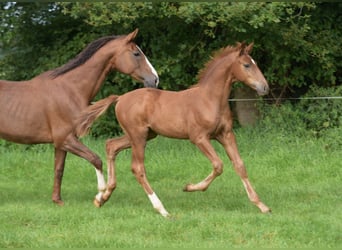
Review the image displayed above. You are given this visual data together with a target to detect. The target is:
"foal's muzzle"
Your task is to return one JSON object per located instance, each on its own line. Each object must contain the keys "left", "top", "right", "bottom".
{"left": 255, "top": 82, "right": 269, "bottom": 96}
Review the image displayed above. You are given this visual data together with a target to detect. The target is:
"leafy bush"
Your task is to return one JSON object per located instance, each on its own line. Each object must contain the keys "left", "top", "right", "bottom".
{"left": 257, "top": 102, "right": 309, "bottom": 138}
{"left": 1, "top": 2, "right": 341, "bottom": 137}
{"left": 299, "top": 85, "right": 342, "bottom": 136}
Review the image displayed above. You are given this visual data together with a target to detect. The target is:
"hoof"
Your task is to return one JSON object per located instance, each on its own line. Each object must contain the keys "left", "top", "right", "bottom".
{"left": 262, "top": 208, "right": 272, "bottom": 214}
{"left": 183, "top": 184, "right": 192, "bottom": 192}
{"left": 259, "top": 203, "right": 271, "bottom": 214}
{"left": 93, "top": 198, "right": 103, "bottom": 208}
{"left": 53, "top": 199, "right": 64, "bottom": 206}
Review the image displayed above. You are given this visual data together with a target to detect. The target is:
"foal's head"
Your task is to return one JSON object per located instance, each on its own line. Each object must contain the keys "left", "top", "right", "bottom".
{"left": 110, "top": 29, "right": 159, "bottom": 88}
{"left": 231, "top": 43, "right": 269, "bottom": 96}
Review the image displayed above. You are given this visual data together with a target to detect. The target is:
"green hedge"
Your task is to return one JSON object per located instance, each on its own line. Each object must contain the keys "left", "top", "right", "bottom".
{"left": 1, "top": 2, "right": 341, "bottom": 137}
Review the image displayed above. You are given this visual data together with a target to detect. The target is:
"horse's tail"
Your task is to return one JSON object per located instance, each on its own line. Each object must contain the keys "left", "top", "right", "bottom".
{"left": 75, "top": 95, "right": 119, "bottom": 137}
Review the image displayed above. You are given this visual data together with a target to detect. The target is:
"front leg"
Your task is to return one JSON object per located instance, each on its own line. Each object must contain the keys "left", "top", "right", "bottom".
{"left": 217, "top": 131, "right": 271, "bottom": 213}
{"left": 184, "top": 136, "right": 223, "bottom": 192}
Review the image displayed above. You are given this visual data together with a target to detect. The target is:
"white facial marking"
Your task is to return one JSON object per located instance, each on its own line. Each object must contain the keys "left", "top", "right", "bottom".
{"left": 248, "top": 55, "right": 256, "bottom": 65}
{"left": 136, "top": 46, "right": 159, "bottom": 85}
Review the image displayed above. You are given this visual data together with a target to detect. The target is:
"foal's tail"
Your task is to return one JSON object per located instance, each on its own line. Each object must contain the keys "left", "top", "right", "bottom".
{"left": 75, "top": 95, "right": 119, "bottom": 137}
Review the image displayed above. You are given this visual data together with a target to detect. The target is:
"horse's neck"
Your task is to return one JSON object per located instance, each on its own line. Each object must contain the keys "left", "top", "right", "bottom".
{"left": 59, "top": 54, "right": 113, "bottom": 101}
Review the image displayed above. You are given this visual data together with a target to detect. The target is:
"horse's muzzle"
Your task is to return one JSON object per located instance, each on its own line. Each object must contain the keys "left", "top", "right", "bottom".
{"left": 143, "top": 76, "right": 159, "bottom": 88}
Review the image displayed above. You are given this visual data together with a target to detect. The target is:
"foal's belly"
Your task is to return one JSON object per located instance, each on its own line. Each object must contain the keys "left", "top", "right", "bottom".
{"left": 149, "top": 121, "right": 189, "bottom": 139}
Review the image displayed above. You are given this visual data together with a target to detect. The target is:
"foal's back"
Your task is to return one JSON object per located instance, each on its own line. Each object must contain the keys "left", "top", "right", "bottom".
{"left": 116, "top": 87, "right": 219, "bottom": 139}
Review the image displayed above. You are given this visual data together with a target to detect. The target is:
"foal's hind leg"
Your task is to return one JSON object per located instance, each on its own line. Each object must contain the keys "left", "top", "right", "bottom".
{"left": 102, "top": 135, "right": 131, "bottom": 204}
{"left": 184, "top": 137, "right": 223, "bottom": 192}
{"left": 217, "top": 131, "right": 271, "bottom": 213}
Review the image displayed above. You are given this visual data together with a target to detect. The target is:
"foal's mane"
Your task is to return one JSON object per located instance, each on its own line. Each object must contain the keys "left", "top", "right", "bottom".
{"left": 195, "top": 44, "right": 241, "bottom": 85}
{"left": 50, "top": 35, "right": 121, "bottom": 78}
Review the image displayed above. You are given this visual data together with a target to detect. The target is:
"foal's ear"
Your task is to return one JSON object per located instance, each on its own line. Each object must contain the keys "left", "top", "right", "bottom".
{"left": 125, "top": 28, "right": 139, "bottom": 43}
{"left": 238, "top": 42, "right": 247, "bottom": 56}
{"left": 239, "top": 42, "right": 254, "bottom": 56}
{"left": 245, "top": 43, "right": 254, "bottom": 54}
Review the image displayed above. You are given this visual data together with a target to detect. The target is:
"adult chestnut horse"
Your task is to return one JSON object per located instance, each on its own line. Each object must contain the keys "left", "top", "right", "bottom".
{"left": 0, "top": 29, "right": 159, "bottom": 206}
{"left": 76, "top": 42, "right": 270, "bottom": 217}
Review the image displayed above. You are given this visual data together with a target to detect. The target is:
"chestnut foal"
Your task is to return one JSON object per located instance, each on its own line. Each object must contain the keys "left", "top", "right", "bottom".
{"left": 77, "top": 42, "right": 271, "bottom": 216}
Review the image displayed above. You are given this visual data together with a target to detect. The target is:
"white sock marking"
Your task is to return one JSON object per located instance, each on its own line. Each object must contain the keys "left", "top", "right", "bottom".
{"left": 95, "top": 169, "right": 106, "bottom": 191}
{"left": 148, "top": 192, "right": 169, "bottom": 217}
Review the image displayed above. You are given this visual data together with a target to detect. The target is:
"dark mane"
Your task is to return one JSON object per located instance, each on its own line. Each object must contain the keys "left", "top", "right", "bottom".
{"left": 50, "top": 35, "right": 121, "bottom": 78}
{"left": 195, "top": 44, "right": 241, "bottom": 85}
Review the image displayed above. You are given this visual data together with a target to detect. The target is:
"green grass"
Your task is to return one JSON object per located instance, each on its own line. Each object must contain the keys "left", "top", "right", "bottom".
{"left": 0, "top": 129, "right": 341, "bottom": 248}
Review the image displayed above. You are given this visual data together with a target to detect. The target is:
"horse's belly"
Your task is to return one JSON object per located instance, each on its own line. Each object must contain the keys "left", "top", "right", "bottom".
{"left": 0, "top": 117, "right": 52, "bottom": 144}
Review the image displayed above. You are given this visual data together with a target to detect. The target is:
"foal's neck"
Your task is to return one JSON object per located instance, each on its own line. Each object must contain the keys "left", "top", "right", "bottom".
{"left": 198, "top": 56, "right": 235, "bottom": 108}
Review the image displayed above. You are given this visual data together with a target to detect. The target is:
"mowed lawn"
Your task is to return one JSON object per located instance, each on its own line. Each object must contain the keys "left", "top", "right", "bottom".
{"left": 0, "top": 128, "right": 341, "bottom": 248}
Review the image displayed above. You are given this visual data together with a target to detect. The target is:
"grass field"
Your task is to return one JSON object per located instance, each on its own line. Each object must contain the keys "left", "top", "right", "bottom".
{"left": 0, "top": 128, "right": 341, "bottom": 248}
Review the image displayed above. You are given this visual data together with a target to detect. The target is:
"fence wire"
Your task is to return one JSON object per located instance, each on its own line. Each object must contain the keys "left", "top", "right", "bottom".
{"left": 228, "top": 96, "right": 342, "bottom": 102}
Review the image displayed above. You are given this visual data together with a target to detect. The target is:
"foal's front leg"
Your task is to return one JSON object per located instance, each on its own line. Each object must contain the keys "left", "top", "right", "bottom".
{"left": 184, "top": 137, "right": 223, "bottom": 192}
{"left": 217, "top": 131, "right": 271, "bottom": 213}
{"left": 130, "top": 137, "right": 169, "bottom": 217}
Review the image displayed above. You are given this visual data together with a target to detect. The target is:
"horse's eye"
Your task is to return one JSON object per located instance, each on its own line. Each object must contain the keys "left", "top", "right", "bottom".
{"left": 133, "top": 51, "right": 140, "bottom": 57}
{"left": 244, "top": 63, "right": 251, "bottom": 68}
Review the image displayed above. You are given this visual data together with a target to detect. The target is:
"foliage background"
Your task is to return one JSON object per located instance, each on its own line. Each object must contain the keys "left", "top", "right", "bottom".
{"left": 0, "top": 2, "right": 341, "bottom": 136}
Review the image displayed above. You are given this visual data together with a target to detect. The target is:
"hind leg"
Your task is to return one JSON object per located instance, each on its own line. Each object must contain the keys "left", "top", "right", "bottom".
{"left": 102, "top": 135, "right": 131, "bottom": 203}
{"left": 103, "top": 132, "right": 158, "bottom": 204}
{"left": 52, "top": 148, "right": 67, "bottom": 205}
{"left": 61, "top": 134, "right": 106, "bottom": 207}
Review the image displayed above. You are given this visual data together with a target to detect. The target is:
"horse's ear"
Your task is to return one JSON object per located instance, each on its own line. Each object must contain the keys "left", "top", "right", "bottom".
{"left": 125, "top": 28, "right": 139, "bottom": 43}
{"left": 245, "top": 42, "right": 254, "bottom": 54}
{"left": 239, "top": 42, "right": 247, "bottom": 56}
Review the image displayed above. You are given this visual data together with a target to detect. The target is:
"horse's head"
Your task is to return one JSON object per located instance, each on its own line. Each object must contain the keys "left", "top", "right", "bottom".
{"left": 111, "top": 29, "right": 159, "bottom": 88}
{"left": 231, "top": 43, "right": 269, "bottom": 96}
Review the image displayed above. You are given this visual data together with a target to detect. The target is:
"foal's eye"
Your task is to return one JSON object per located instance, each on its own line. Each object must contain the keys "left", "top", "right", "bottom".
{"left": 133, "top": 51, "right": 140, "bottom": 57}
{"left": 244, "top": 63, "right": 251, "bottom": 68}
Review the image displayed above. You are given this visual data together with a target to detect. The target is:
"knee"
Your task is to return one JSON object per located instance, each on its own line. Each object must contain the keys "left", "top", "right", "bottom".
{"left": 213, "top": 160, "right": 224, "bottom": 176}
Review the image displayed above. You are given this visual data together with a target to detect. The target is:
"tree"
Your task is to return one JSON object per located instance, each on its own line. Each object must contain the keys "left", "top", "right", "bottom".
{"left": 59, "top": 2, "right": 341, "bottom": 94}
{"left": 1, "top": 2, "right": 341, "bottom": 136}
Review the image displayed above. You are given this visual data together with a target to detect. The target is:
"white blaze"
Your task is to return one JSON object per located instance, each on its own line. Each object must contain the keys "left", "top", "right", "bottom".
{"left": 136, "top": 46, "right": 159, "bottom": 86}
